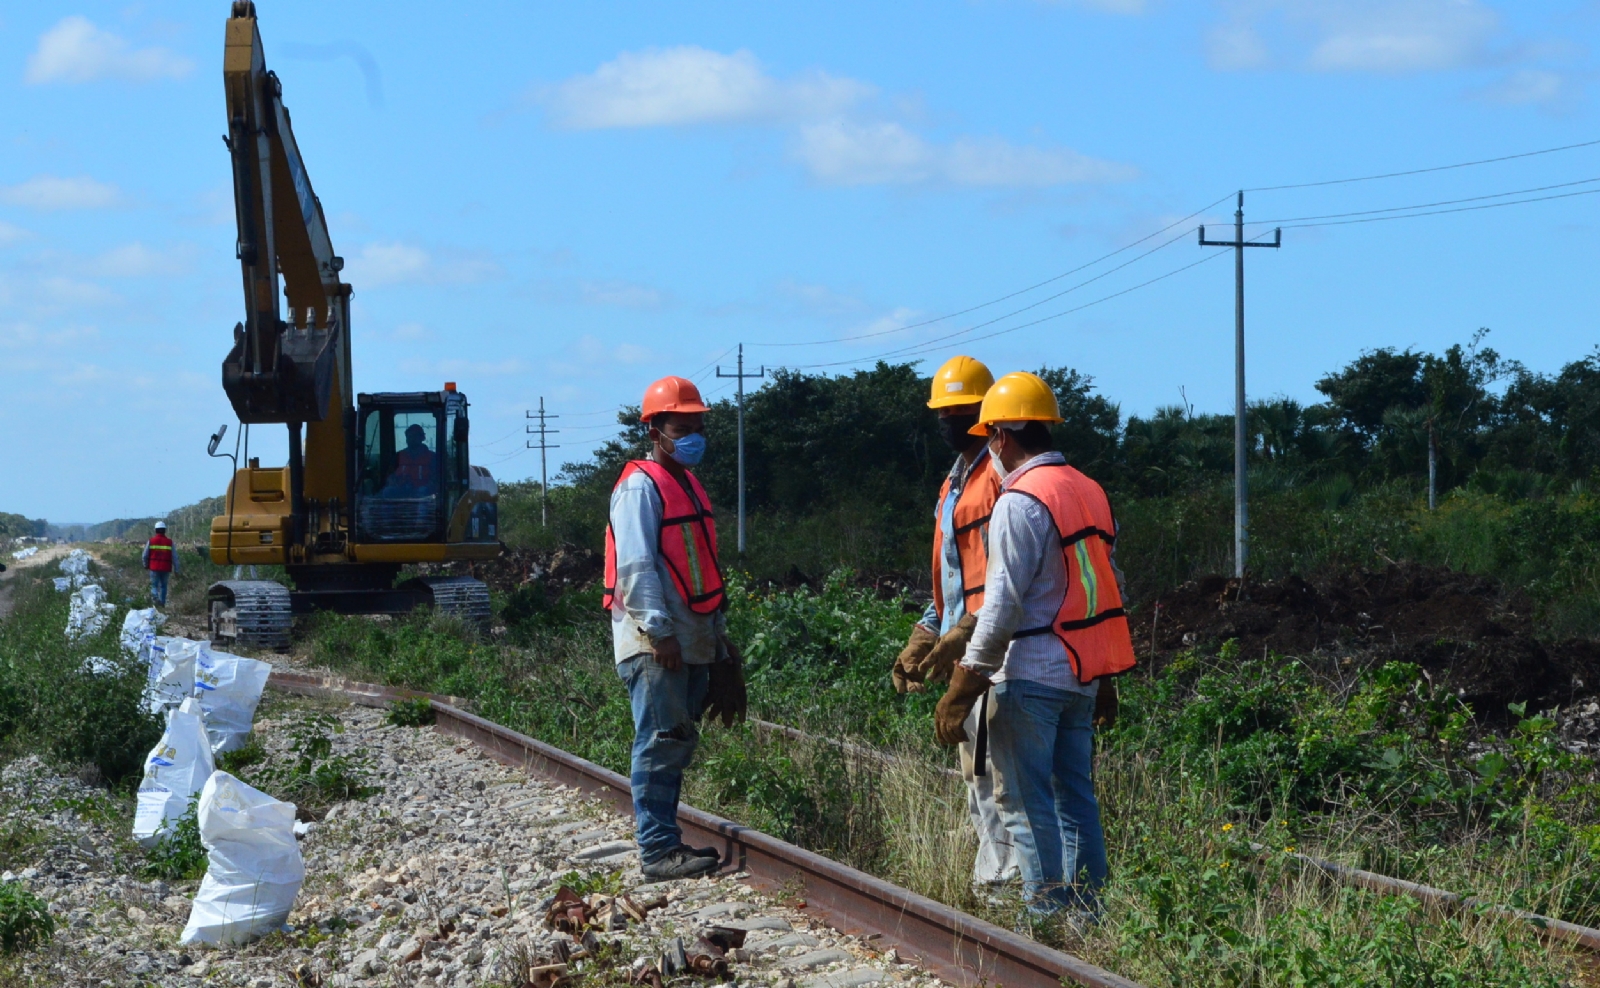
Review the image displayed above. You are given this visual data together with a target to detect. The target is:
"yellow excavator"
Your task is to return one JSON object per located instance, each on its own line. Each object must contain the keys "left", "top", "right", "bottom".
{"left": 206, "top": 1, "right": 501, "bottom": 649}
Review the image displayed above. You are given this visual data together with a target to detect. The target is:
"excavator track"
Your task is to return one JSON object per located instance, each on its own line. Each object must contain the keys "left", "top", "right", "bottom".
{"left": 405, "top": 576, "right": 491, "bottom": 628}
{"left": 208, "top": 580, "right": 293, "bottom": 652}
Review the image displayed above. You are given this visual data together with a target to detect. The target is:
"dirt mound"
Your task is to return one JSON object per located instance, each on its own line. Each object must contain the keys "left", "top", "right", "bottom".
{"left": 1134, "top": 564, "right": 1600, "bottom": 719}
{"left": 425, "top": 544, "right": 602, "bottom": 596}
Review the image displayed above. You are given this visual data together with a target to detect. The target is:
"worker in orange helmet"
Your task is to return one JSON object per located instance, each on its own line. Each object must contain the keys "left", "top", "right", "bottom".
{"left": 892, "top": 355, "right": 1018, "bottom": 890}
{"left": 935, "top": 371, "right": 1134, "bottom": 927}
{"left": 603, "top": 375, "right": 747, "bottom": 881}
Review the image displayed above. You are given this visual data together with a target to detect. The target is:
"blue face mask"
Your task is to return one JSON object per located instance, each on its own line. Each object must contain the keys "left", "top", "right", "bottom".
{"left": 667, "top": 432, "right": 707, "bottom": 467}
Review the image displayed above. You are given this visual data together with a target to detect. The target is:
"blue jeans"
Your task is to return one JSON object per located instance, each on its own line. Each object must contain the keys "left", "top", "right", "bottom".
{"left": 987, "top": 679, "right": 1107, "bottom": 913}
{"left": 149, "top": 571, "right": 170, "bottom": 606}
{"left": 616, "top": 655, "right": 710, "bottom": 864}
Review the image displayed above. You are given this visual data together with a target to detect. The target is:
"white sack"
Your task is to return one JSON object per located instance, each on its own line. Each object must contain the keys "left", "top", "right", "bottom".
{"left": 120, "top": 608, "right": 167, "bottom": 659}
{"left": 65, "top": 584, "right": 115, "bottom": 640}
{"left": 145, "top": 637, "right": 203, "bottom": 716}
{"left": 179, "top": 771, "right": 304, "bottom": 946}
{"left": 52, "top": 577, "right": 70, "bottom": 593}
{"left": 80, "top": 656, "right": 119, "bottom": 676}
{"left": 59, "top": 548, "right": 92, "bottom": 587}
{"left": 11, "top": 546, "right": 37, "bottom": 560}
{"left": 193, "top": 650, "right": 272, "bottom": 754}
{"left": 132, "top": 697, "right": 215, "bottom": 848}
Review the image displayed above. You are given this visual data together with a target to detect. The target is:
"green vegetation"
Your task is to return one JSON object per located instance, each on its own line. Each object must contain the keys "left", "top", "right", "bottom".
{"left": 0, "top": 569, "right": 160, "bottom": 784}
{"left": 142, "top": 798, "right": 207, "bottom": 882}
{"left": 386, "top": 697, "right": 436, "bottom": 728}
{"left": 0, "top": 882, "right": 52, "bottom": 956}
{"left": 242, "top": 712, "right": 377, "bottom": 817}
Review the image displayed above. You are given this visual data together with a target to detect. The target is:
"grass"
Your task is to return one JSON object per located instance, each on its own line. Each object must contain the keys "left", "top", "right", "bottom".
{"left": 0, "top": 882, "right": 52, "bottom": 956}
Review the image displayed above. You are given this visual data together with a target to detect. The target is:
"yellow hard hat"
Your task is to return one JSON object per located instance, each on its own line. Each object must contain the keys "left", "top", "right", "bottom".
{"left": 969, "top": 371, "right": 1064, "bottom": 435}
{"left": 926, "top": 355, "right": 994, "bottom": 408}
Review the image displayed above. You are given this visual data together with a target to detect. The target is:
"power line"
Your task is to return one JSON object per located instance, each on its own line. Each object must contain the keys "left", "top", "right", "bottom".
{"left": 753, "top": 192, "right": 1235, "bottom": 348}
{"left": 1246, "top": 175, "right": 1600, "bottom": 226}
{"left": 1247, "top": 136, "right": 1600, "bottom": 193}
{"left": 689, "top": 345, "right": 738, "bottom": 382}
{"left": 1279, "top": 185, "right": 1600, "bottom": 230}
{"left": 792, "top": 246, "right": 1236, "bottom": 370}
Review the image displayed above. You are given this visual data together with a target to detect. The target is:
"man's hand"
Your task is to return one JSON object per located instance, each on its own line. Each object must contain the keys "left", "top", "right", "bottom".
{"left": 916, "top": 613, "right": 977, "bottom": 685}
{"left": 893, "top": 624, "right": 939, "bottom": 694}
{"left": 935, "top": 663, "right": 992, "bottom": 746}
{"left": 651, "top": 635, "right": 683, "bottom": 671}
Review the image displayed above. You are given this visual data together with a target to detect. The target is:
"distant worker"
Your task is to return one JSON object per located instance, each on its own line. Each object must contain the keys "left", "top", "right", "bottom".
{"left": 604, "top": 375, "right": 748, "bottom": 881}
{"left": 142, "top": 521, "right": 178, "bottom": 607}
{"left": 892, "top": 355, "right": 1018, "bottom": 888}
{"left": 389, "top": 423, "right": 437, "bottom": 495}
{"left": 934, "top": 372, "right": 1134, "bottom": 925}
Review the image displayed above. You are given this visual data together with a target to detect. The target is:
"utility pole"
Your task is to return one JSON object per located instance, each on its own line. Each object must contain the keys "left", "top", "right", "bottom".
{"left": 1199, "top": 191, "right": 1281, "bottom": 580}
{"left": 525, "top": 398, "right": 560, "bottom": 527}
{"left": 716, "top": 343, "right": 766, "bottom": 554}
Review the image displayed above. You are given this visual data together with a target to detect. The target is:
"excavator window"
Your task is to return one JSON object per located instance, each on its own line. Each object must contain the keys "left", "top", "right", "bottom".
{"left": 357, "top": 404, "right": 445, "bottom": 542}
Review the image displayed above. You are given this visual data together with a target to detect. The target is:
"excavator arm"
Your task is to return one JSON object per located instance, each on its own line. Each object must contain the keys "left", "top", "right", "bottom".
{"left": 221, "top": 0, "right": 351, "bottom": 425}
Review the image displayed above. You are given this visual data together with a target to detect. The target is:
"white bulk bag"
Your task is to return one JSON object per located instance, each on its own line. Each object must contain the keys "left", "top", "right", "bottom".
{"left": 179, "top": 771, "right": 304, "bottom": 946}
{"left": 65, "top": 584, "right": 115, "bottom": 640}
{"left": 59, "top": 548, "right": 92, "bottom": 587}
{"left": 145, "top": 637, "right": 203, "bottom": 715}
{"left": 52, "top": 577, "right": 70, "bottom": 593}
{"left": 132, "top": 697, "right": 215, "bottom": 847}
{"left": 193, "top": 650, "right": 272, "bottom": 754}
{"left": 121, "top": 608, "right": 167, "bottom": 659}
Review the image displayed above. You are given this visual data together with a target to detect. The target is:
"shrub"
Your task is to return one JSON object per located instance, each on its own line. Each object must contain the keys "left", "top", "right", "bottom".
{"left": 143, "top": 798, "right": 207, "bottom": 882}
{"left": 0, "top": 881, "right": 53, "bottom": 955}
{"left": 386, "top": 697, "right": 435, "bottom": 728}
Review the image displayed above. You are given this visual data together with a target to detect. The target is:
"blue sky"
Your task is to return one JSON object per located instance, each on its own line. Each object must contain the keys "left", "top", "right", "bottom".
{"left": 3, "top": 1, "right": 1597, "bottom": 521}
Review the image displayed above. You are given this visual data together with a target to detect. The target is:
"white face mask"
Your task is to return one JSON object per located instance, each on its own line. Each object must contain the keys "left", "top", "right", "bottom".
{"left": 988, "top": 435, "right": 1008, "bottom": 482}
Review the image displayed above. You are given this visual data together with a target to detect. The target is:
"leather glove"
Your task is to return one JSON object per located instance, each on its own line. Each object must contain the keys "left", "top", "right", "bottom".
{"left": 1094, "top": 677, "right": 1119, "bottom": 729}
{"left": 893, "top": 624, "right": 939, "bottom": 694}
{"left": 916, "top": 613, "right": 977, "bottom": 686}
{"left": 703, "top": 635, "right": 748, "bottom": 728}
{"left": 935, "top": 663, "right": 992, "bottom": 746}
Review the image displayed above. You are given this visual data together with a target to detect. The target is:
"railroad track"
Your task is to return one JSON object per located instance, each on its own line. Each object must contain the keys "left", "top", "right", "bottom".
{"left": 269, "top": 669, "right": 1600, "bottom": 987}
{"left": 267, "top": 670, "right": 1143, "bottom": 988}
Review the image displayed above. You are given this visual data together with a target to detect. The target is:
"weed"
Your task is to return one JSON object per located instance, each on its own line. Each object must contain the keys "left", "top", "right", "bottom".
{"left": 386, "top": 697, "right": 435, "bottom": 728}
{"left": 143, "top": 798, "right": 207, "bottom": 882}
{"left": 217, "top": 734, "right": 267, "bottom": 774}
{"left": 549, "top": 869, "right": 624, "bottom": 897}
{"left": 0, "top": 822, "right": 41, "bottom": 874}
{"left": 250, "top": 713, "right": 377, "bottom": 814}
{"left": 0, "top": 881, "right": 53, "bottom": 955}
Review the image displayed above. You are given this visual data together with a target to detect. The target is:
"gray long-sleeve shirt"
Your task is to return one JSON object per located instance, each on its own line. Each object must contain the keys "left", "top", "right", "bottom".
{"left": 607, "top": 467, "right": 724, "bottom": 665}
{"left": 960, "top": 452, "right": 1096, "bottom": 697}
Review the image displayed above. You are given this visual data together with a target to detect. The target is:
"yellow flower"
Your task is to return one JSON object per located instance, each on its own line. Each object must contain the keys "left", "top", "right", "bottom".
{"left": 1285, "top": 846, "right": 1296, "bottom": 853}
{"left": 1221, "top": 823, "right": 1234, "bottom": 832}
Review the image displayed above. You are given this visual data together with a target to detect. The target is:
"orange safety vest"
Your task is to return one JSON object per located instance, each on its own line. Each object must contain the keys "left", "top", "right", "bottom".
{"left": 1005, "top": 461, "right": 1136, "bottom": 685}
{"left": 395, "top": 445, "right": 435, "bottom": 488}
{"left": 930, "top": 450, "right": 1001, "bottom": 619}
{"left": 603, "top": 459, "right": 725, "bottom": 615}
{"left": 146, "top": 533, "right": 175, "bottom": 572}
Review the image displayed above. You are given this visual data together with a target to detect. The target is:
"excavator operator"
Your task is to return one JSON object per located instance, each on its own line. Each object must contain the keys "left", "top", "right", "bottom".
{"left": 387, "top": 424, "right": 437, "bottom": 496}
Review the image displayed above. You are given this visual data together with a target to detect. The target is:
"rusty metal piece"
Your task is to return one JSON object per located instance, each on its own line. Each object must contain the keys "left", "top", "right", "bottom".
{"left": 544, "top": 887, "right": 592, "bottom": 934}
{"left": 687, "top": 937, "right": 731, "bottom": 978}
{"left": 630, "top": 964, "right": 665, "bottom": 988}
{"left": 526, "top": 962, "right": 569, "bottom": 988}
{"left": 268, "top": 670, "right": 1146, "bottom": 988}
{"left": 660, "top": 936, "right": 688, "bottom": 976}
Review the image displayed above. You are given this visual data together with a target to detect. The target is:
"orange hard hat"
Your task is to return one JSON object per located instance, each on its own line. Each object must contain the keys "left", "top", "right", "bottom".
{"left": 641, "top": 376, "right": 711, "bottom": 420}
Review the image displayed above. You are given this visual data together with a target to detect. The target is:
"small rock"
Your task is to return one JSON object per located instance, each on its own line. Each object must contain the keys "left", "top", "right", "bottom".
{"left": 786, "top": 949, "right": 852, "bottom": 971}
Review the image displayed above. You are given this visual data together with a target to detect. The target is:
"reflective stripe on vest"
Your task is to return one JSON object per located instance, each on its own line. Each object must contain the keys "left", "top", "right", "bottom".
{"left": 602, "top": 459, "right": 725, "bottom": 615}
{"left": 1004, "top": 462, "right": 1136, "bottom": 685}
{"left": 147, "top": 535, "right": 175, "bottom": 573}
{"left": 930, "top": 448, "right": 1001, "bottom": 620}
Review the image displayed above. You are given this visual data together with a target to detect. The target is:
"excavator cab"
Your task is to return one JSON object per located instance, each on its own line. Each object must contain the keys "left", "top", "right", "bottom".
{"left": 355, "top": 388, "right": 498, "bottom": 545}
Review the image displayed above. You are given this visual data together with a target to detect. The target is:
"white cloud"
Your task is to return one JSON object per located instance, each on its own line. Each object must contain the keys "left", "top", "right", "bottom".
{"left": 539, "top": 46, "right": 872, "bottom": 129}
{"left": 345, "top": 242, "right": 500, "bottom": 288}
{"left": 403, "top": 358, "right": 528, "bottom": 378}
{"left": 25, "top": 16, "right": 194, "bottom": 85}
{"left": 92, "top": 242, "right": 191, "bottom": 278}
{"left": 579, "top": 280, "right": 668, "bottom": 309}
{"left": 1035, "top": 0, "right": 1146, "bottom": 12}
{"left": 1210, "top": 0, "right": 1502, "bottom": 74}
{"left": 0, "top": 221, "right": 33, "bottom": 247}
{"left": 1478, "top": 68, "right": 1568, "bottom": 106}
{"left": 0, "top": 175, "right": 119, "bottom": 211}
{"left": 795, "top": 121, "right": 1135, "bottom": 187}
{"left": 571, "top": 335, "right": 660, "bottom": 367}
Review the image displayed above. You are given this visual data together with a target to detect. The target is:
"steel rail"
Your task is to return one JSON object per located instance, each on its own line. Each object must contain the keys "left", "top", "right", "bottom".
{"left": 268, "top": 670, "right": 1143, "bottom": 988}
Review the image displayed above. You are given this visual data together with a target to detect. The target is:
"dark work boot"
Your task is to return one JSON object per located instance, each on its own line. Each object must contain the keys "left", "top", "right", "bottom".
{"left": 641, "top": 847, "right": 720, "bottom": 881}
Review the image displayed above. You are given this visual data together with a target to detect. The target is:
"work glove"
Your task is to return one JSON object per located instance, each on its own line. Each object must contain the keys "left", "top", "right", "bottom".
{"left": 892, "top": 624, "right": 940, "bottom": 694}
{"left": 935, "top": 663, "right": 992, "bottom": 746}
{"left": 1093, "top": 677, "right": 1119, "bottom": 729}
{"left": 915, "top": 613, "right": 977, "bottom": 686}
{"left": 703, "top": 635, "right": 748, "bottom": 728}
